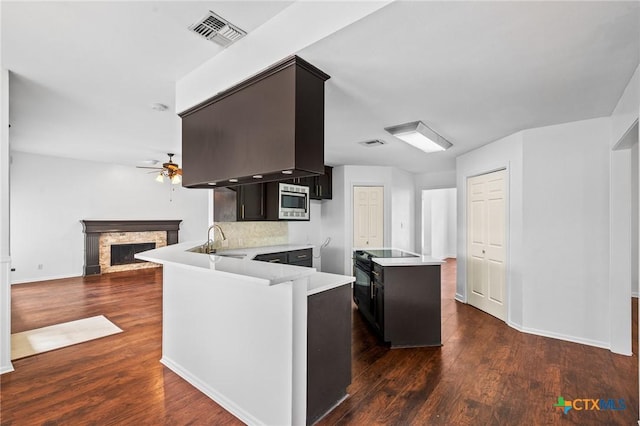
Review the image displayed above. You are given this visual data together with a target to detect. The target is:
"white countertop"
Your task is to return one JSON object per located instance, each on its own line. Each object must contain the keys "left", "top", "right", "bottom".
{"left": 307, "top": 272, "right": 354, "bottom": 296}
{"left": 136, "top": 241, "right": 315, "bottom": 285}
{"left": 210, "top": 244, "right": 315, "bottom": 260}
{"left": 136, "top": 241, "right": 354, "bottom": 293}
{"left": 372, "top": 256, "right": 444, "bottom": 266}
{"left": 354, "top": 247, "right": 445, "bottom": 267}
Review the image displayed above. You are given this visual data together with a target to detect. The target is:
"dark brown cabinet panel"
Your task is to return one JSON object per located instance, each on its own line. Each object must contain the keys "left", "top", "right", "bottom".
{"left": 253, "top": 248, "right": 313, "bottom": 268}
{"left": 307, "top": 284, "right": 351, "bottom": 425}
{"left": 253, "top": 252, "right": 287, "bottom": 264}
{"left": 213, "top": 188, "right": 238, "bottom": 222}
{"left": 358, "top": 263, "right": 442, "bottom": 348}
{"left": 287, "top": 249, "right": 312, "bottom": 266}
{"left": 237, "top": 184, "right": 266, "bottom": 221}
{"left": 314, "top": 166, "right": 332, "bottom": 200}
{"left": 180, "top": 56, "right": 329, "bottom": 188}
{"left": 288, "top": 165, "right": 332, "bottom": 200}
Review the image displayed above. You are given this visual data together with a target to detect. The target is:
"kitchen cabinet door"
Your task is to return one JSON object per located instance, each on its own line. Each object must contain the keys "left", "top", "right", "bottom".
{"left": 237, "top": 183, "right": 266, "bottom": 221}
{"left": 213, "top": 188, "right": 237, "bottom": 222}
{"left": 285, "top": 166, "right": 332, "bottom": 200}
{"left": 314, "top": 166, "right": 332, "bottom": 200}
{"left": 287, "top": 249, "right": 312, "bottom": 266}
{"left": 373, "top": 281, "right": 384, "bottom": 333}
{"left": 253, "top": 252, "right": 287, "bottom": 264}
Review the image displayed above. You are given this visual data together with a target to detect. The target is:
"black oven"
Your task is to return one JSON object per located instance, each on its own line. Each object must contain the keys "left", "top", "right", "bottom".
{"left": 353, "top": 251, "right": 374, "bottom": 317}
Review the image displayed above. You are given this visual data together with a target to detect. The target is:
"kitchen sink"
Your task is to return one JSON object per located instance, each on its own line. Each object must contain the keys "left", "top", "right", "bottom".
{"left": 187, "top": 245, "right": 246, "bottom": 259}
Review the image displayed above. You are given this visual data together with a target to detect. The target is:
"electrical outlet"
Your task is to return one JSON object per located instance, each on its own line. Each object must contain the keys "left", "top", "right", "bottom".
{"left": 237, "top": 238, "right": 243, "bottom": 247}
{"left": 37, "top": 264, "right": 43, "bottom": 270}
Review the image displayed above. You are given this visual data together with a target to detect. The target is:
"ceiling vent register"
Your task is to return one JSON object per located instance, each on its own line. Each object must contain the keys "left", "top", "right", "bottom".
{"left": 188, "top": 11, "right": 246, "bottom": 47}
{"left": 359, "top": 139, "right": 386, "bottom": 147}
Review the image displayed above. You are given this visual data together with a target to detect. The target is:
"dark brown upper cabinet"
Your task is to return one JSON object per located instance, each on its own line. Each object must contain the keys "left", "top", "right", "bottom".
{"left": 289, "top": 165, "right": 332, "bottom": 200}
{"left": 237, "top": 184, "right": 266, "bottom": 221}
{"left": 180, "top": 56, "right": 330, "bottom": 188}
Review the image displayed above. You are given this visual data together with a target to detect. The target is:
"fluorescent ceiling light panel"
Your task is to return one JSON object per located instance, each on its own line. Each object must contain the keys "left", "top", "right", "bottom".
{"left": 384, "top": 121, "right": 452, "bottom": 153}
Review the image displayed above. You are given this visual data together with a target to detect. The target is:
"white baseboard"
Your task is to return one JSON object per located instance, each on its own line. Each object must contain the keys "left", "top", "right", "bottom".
{"left": 11, "top": 273, "right": 80, "bottom": 285}
{"left": 160, "top": 356, "right": 263, "bottom": 426}
{"left": 454, "top": 293, "right": 465, "bottom": 303}
{"left": 0, "top": 363, "right": 14, "bottom": 375}
{"left": 518, "top": 325, "right": 610, "bottom": 351}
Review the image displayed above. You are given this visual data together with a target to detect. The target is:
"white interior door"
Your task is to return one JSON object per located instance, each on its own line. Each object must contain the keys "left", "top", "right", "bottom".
{"left": 353, "top": 186, "right": 384, "bottom": 248}
{"left": 467, "top": 170, "right": 507, "bottom": 321}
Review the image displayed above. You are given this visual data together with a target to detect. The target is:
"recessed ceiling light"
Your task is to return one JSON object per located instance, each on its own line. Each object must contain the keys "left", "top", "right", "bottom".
{"left": 229, "top": 178, "right": 238, "bottom": 183}
{"left": 385, "top": 121, "right": 452, "bottom": 153}
{"left": 252, "top": 175, "right": 263, "bottom": 179}
{"left": 207, "top": 182, "right": 217, "bottom": 186}
{"left": 151, "top": 103, "right": 169, "bottom": 112}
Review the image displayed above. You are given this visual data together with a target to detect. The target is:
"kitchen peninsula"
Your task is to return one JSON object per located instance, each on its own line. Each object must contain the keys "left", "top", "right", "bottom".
{"left": 136, "top": 242, "right": 354, "bottom": 426}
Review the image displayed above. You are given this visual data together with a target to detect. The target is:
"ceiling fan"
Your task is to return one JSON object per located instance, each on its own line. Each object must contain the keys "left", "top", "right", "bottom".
{"left": 137, "top": 153, "right": 183, "bottom": 184}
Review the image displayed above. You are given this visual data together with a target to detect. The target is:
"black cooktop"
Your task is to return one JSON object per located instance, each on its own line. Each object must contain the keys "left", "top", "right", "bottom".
{"left": 363, "top": 249, "right": 419, "bottom": 259}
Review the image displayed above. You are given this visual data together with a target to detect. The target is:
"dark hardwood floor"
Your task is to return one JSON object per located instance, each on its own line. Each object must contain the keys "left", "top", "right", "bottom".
{"left": 1, "top": 260, "right": 637, "bottom": 425}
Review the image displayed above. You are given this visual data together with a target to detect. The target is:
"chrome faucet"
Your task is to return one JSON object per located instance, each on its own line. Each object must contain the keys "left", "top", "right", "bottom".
{"left": 205, "top": 223, "right": 226, "bottom": 253}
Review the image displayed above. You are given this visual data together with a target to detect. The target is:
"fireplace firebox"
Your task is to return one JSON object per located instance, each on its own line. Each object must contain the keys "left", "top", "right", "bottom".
{"left": 110, "top": 243, "right": 156, "bottom": 266}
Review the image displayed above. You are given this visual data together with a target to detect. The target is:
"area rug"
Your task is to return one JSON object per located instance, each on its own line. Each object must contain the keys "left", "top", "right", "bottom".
{"left": 11, "top": 315, "right": 123, "bottom": 360}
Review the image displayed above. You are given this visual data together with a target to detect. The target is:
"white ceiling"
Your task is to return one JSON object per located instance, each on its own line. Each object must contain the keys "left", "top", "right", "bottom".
{"left": 2, "top": 1, "right": 639, "bottom": 174}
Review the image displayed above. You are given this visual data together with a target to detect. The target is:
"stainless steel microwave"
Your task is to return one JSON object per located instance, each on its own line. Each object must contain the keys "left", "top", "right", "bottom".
{"left": 279, "top": 183, "right": 309, "bottom": 220}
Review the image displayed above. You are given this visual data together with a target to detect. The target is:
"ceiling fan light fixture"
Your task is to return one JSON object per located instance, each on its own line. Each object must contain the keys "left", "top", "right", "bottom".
{"left": 171, "top": 174, "right": 182, "bottom": 185}
{"left": 384, "top": 121, "right": 452, "bottom": 154}
{"left": 155, "top": 173, "right": 165, "bottom": 183}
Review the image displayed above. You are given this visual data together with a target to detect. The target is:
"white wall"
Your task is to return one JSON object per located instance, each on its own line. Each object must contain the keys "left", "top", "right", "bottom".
{"left": 0, "top": 67, "right": 13, "bottom": 374}
{"left": 456, "top": 131, "right": 524, "bottom": 327}
{"left": 421, "top": 188, "right": 456, "bottom": 259}
{"left": 522, "top": 117, "right": 612, "bottom": 349}
{"left": 287, "top": 200, "right": 323, "bottom": 270}
{"left": 10, "top": 152, "right": 209, "bottom": 284}
{"left": 612, "top": 65, "right": 639, "bottom": 146}
{"left": 413, "top": 170, "right": 456, "bottom": 255}
{"left": 320, "top": 166, "right": 346, "bottom": 275}
{"left": 391, "top": 168, "right": 414, "bottom": 252}
{"left": 609, "top": 64, "right": 639, "bottom": 354}
{"left": 320, "top": 165, "right": 415, "bottom": 275}
{"left": 632, "top": 141, "right": 639, "bottom": 297}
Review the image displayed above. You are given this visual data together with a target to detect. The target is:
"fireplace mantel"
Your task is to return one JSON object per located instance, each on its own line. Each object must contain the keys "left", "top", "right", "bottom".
{"left": 81, "top": 220, "right": 182, "bottom": 276}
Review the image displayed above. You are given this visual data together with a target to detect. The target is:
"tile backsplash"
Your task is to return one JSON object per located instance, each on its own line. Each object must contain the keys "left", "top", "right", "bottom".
{"left": 215, "top": 222, "right": 288, "bottom": 249}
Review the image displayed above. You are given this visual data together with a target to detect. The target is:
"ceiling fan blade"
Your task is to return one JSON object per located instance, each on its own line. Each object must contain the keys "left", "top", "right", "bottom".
{"left": 176, "top": 169, "right": 183, "bottom": 175}
{"left": 136, "top": 166, "right": 163, "bottom": 170}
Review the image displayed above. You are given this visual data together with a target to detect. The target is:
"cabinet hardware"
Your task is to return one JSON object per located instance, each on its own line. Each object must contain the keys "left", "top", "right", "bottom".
{"left": 241, "top": 204, "right": 245, "bottom": 219}
{"left": 370, "top": 281, "right": 374, "bottom": 299}
{"left": 319, "top": 185, "right": 322, "bottom": 195}
{"left": 372, "top": 271, "right": 379, "bottom": 277}
{"left": 297, "top": 255, "right": 307, "bottom": 259}
{"left": 269, "top": 259, "right": 281, "bottom": 263}
{"left": 482, "top": 249, "right": 485, "bottom": 254}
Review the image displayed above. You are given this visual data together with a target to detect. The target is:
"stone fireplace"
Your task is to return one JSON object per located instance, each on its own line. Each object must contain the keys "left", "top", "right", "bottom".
{"left": 81, "top": 220, "right": 181, "bottom": 275}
